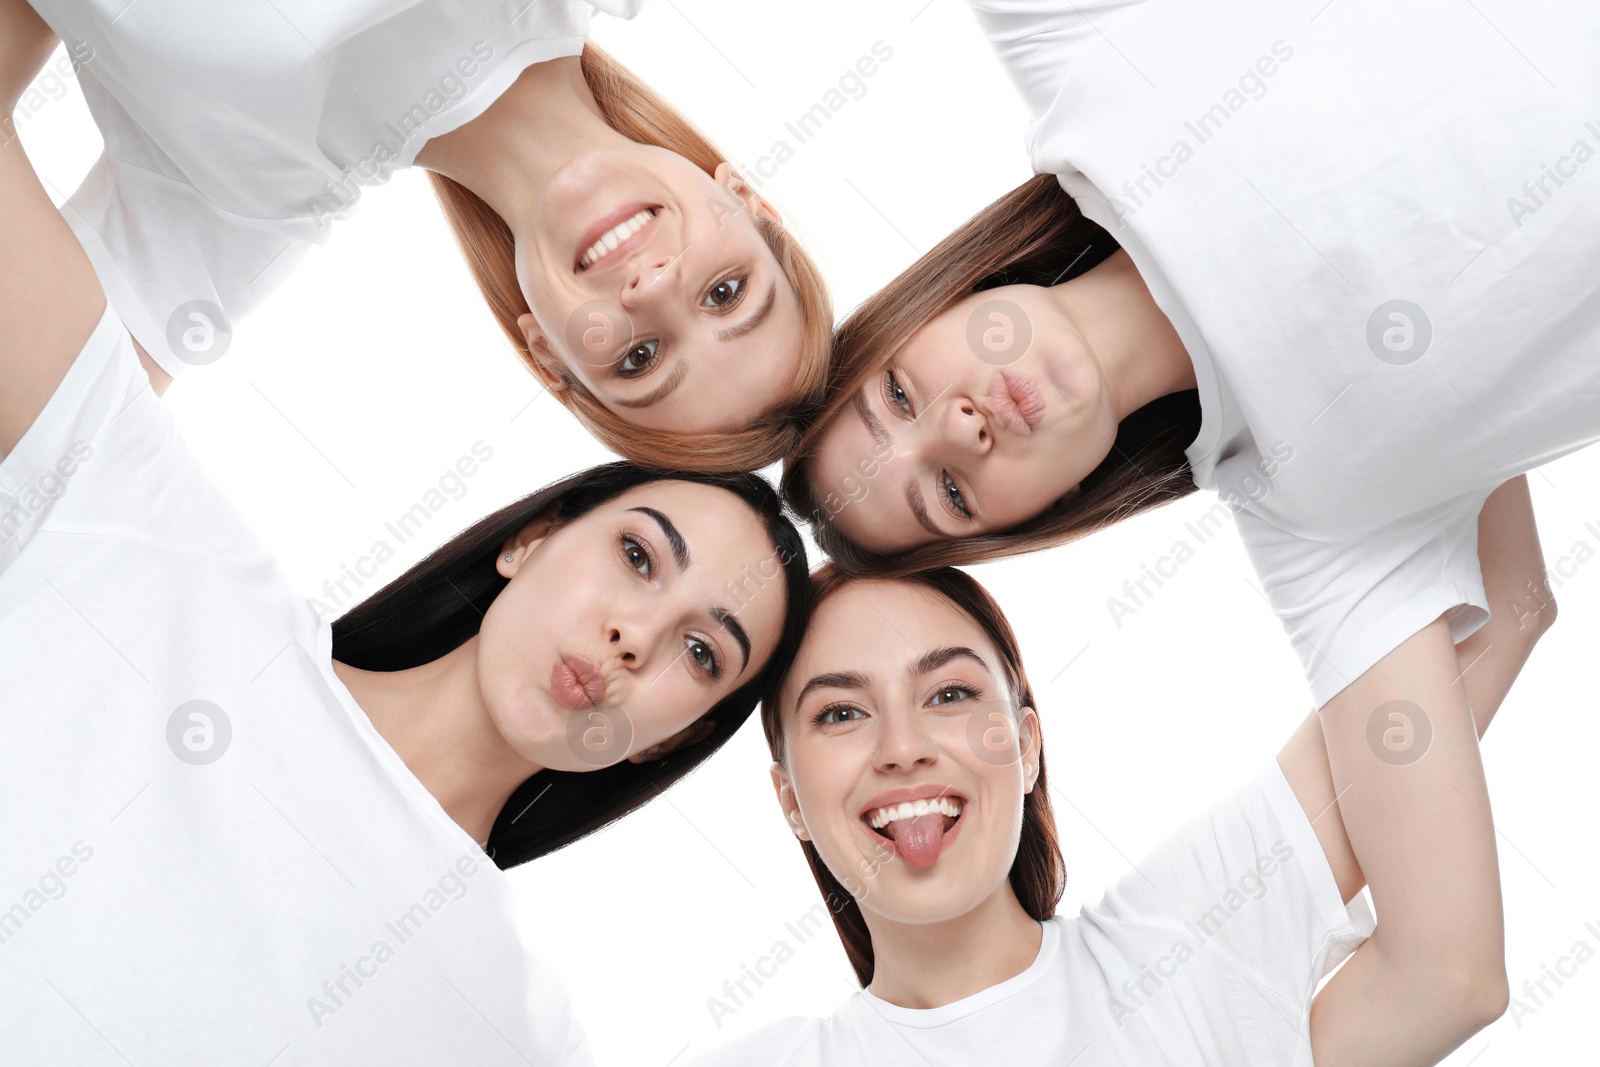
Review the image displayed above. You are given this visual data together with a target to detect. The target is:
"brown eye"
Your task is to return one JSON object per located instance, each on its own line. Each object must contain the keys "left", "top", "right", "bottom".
{"left": 685, "top": 636, "right": 721, "bottom": 679}
{"left": 617, "top": 339, "right": 660, "bottom": 378}
{"left": 702, "top": 276, "right": 747, "bottom": 309}
{"left": 621, "top": 536, "right": 652, "bottom": 577}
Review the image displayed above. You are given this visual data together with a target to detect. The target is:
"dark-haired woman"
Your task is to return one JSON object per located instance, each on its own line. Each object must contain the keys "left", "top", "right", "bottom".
{"left": 16, "top": 0, "right": 831, "bottom": 471}
{"left": 0, "top": 24, "right": 809, "bottom": 1061}
{"left": 786, "top": 0, "right": 1586, "bottom": 1024}
{"left": 691, "top": 560, "right": 1542, "bottom": 1065}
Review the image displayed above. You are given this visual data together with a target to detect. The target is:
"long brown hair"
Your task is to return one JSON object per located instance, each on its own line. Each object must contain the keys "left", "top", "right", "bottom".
{"left": 760, "top": 565, "right": 1065, "bottom": 987}
{"left": 428, "top": 43, "right": 832, "bottom": 474}
{"left": 782, "top": 174, "right": 1201, "bottom": 576}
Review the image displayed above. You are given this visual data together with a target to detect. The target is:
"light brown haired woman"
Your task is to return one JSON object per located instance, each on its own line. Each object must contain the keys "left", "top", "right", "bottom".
{"left": 21, "top": 0, "right": 831, "bottom": 471}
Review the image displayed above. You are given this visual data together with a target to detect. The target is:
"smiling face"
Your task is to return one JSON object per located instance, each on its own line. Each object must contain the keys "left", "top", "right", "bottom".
{"left": 808, "top": 284, "right": 1119, "bottom": 554}
{"left": 774, "top": 579, "right": 1041, "bottom": 926}
{"left": 479, "top": 480, "right": 787, "bottom": 773}
{"left": 515, "top": 146, "right": 806, "bottom": 434}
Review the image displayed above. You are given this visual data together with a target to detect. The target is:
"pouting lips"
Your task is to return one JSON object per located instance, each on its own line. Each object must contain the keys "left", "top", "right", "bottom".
{"left": 987, "top": 371, "right": 1045, "bottom": 434}
{"left": 550, "top": 655, "right": 607, "bottom": 711}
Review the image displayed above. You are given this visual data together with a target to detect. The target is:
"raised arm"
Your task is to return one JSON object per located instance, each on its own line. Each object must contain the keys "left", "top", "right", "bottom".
{"left": 0, "top": 0, "right": 169, "bottom": 451}
{"left": 1, "top": 0, "right": 106, "bottom": 455}
{"left": 1279, "top": 476, "right": 1553, "bottom": 1065}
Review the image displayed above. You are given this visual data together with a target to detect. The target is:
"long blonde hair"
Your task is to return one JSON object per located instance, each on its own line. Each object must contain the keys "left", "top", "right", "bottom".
{"left": 430, "top": 43, "right": 832, "bottom": 473}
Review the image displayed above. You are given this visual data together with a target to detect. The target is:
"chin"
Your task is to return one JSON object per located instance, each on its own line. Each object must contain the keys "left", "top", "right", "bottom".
{"left": 491, "top": 690, "right": 560, "bottom": 761}
{"left": 862, "top": 882, "right": 983, "bottom": 928}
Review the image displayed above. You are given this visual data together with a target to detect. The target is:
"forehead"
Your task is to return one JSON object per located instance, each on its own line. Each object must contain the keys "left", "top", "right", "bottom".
{"left": 782, "top": 580, "right": 997, "bottom": 704}
{"left": 585, "top": 481, "right": 766, "bottom": 550}
{"left": 810, "top": 408, "right": 934, "bottom": 554}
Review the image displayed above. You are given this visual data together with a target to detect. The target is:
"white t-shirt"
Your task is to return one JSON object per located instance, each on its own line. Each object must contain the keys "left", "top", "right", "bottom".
{"left": 689, "top": 762, "right": 1372, "bottom": 1066}
{"left": 966, "top": 0, "right": 1600, "bottom": 705}
{"left": 25, "top": 0, "right": 641, "bottom": 379}
{"left": 0, "top": 305, "right": 591, "bottom": 1064}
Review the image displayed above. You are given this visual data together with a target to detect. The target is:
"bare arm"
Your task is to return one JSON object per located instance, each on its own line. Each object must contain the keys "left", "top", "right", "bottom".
{"left": 1450, "top": 476, "right": 1555, "bottom": 734}
{"left": 0, "top": 0, "right": 169, "bottom": 424}
{"left": 0, "top": 0, "right": 108, "bottom": 454}
{"left": 1277, "top": 477, "right": 1553, "bottom": 1065}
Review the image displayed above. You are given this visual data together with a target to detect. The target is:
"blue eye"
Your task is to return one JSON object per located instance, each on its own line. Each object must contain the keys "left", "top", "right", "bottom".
{"left": 617, "top": 339, "right": 660, "bottom": 378}
{"left": 940, "top": 472, "right": 971, "bottom": 520}
{"left": 884, "top": 370, "right": 911, "bottom": 414}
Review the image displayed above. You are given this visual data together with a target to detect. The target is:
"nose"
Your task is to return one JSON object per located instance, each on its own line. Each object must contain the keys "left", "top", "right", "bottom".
{"left": 937, "top": 391, "right": 992, "bottom": 457}
{"left": 604, "top": 599, "right": 677, "bottom": 675}
{"left": 873, "top": 705, "right": 940, "bottom": 774}
{"left": 618, "top": 249, "right": 684, "bottom": 313}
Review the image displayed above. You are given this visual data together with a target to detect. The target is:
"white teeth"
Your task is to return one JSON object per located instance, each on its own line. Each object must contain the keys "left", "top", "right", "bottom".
{"left": 867, "top": 797, "right": 963, "bottom": 829}
{"left": 578, "top": 208, "right": 654, "bottom": 270}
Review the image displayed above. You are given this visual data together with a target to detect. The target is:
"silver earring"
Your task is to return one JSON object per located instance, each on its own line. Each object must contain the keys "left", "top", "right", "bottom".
{"left": 503, "top": 553, "right": 515, "bottom": 562}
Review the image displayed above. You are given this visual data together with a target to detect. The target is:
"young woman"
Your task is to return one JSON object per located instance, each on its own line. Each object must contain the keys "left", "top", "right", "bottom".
{"left": 17, "top": 0, "right": 832, "bottom": 470}
{"left": 783, "top": 0, "right": 1585, "bottom": 1014}
{"left": 0, "top": 21, "right": 810, "bottom": 1061}
{"left": 691, "top": 558, "right": 1548, "bottom": 1065}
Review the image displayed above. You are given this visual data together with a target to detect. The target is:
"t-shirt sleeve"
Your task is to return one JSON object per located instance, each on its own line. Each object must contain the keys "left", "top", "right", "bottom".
{"left": 0, "top": 301, "right": 260, "bottom": 577}
{"left": 1232, "top": 496, "right": 1492, "bottom": 708}
{"left": 61, "top": 143, "right": 320, "bottom": 382}
{"left": 962, "top": 0, "right": 1149, "bottom": 120}
{"left": 1082, "top": 762, "right": 1375, "bottom": 1062}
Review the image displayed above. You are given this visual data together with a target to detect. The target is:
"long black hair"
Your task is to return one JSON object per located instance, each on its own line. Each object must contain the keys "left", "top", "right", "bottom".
{"left": 332, "top": 462, "right": 811, "bottom": 870}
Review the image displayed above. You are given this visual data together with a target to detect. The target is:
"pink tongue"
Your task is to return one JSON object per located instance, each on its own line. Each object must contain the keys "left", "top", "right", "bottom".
{"left": 886, "top": 814, "right": 946, "bottom": 868}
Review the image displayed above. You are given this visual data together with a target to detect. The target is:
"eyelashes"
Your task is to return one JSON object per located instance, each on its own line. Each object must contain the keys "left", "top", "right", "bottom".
{"left": 611, "top": 273, "right": 751, "bottom": 380}
{"left": 617, "top": 530, "right": 723, "bottom": 681}
{"left": 806, "top": 681, "right": 987, "bottom": 727}
{"left": 619, "top": 532, "right": 656, "bottom": 578}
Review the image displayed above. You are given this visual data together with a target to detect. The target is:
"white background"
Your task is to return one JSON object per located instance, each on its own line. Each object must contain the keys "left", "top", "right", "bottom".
{"left": 18, "top": 0, "right": 1598, "bottom": 1063}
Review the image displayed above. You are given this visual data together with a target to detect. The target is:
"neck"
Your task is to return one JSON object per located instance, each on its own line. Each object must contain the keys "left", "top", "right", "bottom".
{"left": 863, "top": 887, "right": 1044, "bottom": 1009}
{"left": 1053, "top": 247, "right": 1197, "bottom": 421}
{"left": 331, "top": 636, "right": 542, "bottom": 848}
{"left": 414, "top": 55, "right": 628, "bottom": 232}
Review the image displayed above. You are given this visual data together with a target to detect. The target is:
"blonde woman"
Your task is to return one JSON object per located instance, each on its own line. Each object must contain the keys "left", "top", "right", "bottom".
{"left": 19, "top": 0, "right": 831, "bottom": 470}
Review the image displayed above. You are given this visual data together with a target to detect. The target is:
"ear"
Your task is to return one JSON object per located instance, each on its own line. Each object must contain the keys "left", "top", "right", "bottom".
{"left": 496, "top": 505, "right": 560, "bottom": 578}
{"left": 1058, "top": 484, "right": 1083, "bottom": 505}
{"left": 712, "top": 162, "right": 781, "bottom": 225}
{"left": 627, "top": 717, "right": 717, "bottom": 764}
{"left": 1018, "top": 706, "right": 1043, "bottom": 795}
{"left": 770, "top": 759, "right": 811, "bottom": 841}
{"left": 516, "top": 315, "right": 568, "bottom": 393}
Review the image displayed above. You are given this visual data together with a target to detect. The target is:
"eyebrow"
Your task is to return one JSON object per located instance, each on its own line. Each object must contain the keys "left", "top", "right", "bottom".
{"left": 712, "top": 606, "right": 752, "bottom": 675}
{"left": 794, "top": 669, "right": 871, "bottom": 706}
{"left": 911, "top": 646, "right": 988, "bottom": 677}
{"left": 613, "top": 360, "right": 688, "bottom": 410}
{"left": 628, "top": 506, "right": 689, "bottom": 570}
{"left": 851, "top": 388, "right": 890, "bottom": 450}
{"left": 905, "top": 479, "right": 945, "bottom": 539}
{"left": 716, "top": 282, "right": 777, "bottom": 342}
{"left": 791, "top": 646, "right": 989, "bottom": 709}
